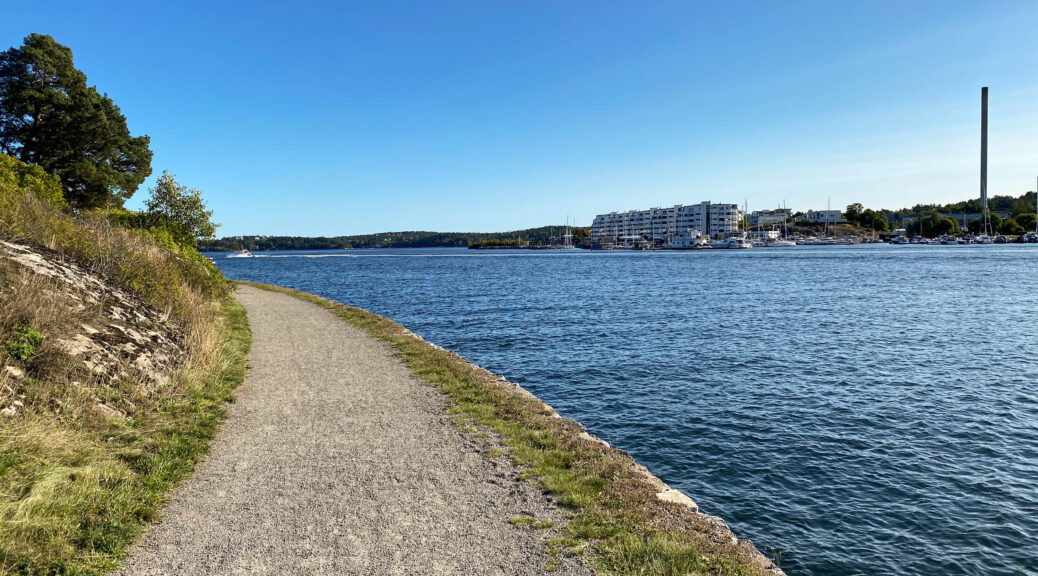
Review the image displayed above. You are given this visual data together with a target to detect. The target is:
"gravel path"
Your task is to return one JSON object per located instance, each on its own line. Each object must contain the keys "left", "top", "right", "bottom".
{"left": 119, "top": 285, "right": 590, "bottom": 576}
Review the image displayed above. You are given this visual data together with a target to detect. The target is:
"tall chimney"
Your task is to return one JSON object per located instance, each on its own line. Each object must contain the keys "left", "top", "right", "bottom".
{"left": 981, "top": 87, "right": 988, "bottom": 213}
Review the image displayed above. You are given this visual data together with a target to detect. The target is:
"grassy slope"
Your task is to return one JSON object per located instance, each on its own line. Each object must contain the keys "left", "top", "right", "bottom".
{"left": 0, "top": 297, "right": 250, "bottom": 575}
{"left": 242, "top": 281, "right": 775, "bottom": 576}
{"left": 0, "top": 155, "right": 252, "bottom": 574}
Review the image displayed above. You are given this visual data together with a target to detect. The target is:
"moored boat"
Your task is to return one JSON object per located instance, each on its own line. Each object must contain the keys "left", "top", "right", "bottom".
{"left": 711, "top": 234, "right": 753, "bottom": 249}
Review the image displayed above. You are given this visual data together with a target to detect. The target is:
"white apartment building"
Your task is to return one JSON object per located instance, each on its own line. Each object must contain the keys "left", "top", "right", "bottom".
{"left": 797, "top": 210, "right": 846, "bottom": 224}
{"left": 591, "top": 202, "right": 743, "bottom": 240}
{"left": 748, "top": 208, "right": 792, "bottom": 227}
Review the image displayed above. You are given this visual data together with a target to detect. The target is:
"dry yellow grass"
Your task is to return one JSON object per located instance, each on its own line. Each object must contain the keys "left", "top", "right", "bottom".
{"left": 0, "top": 155, "right": 250, "bottom": 575}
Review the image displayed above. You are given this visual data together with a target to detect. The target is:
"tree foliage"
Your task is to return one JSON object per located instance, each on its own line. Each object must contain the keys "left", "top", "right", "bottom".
{"left": 0, "top": 34, "right": 152, "bottom": 209}
{"left": 967, "top": 213, "right": 1002, "bottom": 234}
{"left": 199, "top": 225, "right": 582, "bottom": 251}
{"left": 143, "top": 171, "right": 219, "bottom": 247}
{"left": 844, "top": 203, "right": 864, "bottom": 222}
{"left": 999, "top": 217, "right": 1025, "bottom": 235}
{"left": 907, "top": 212, "right": 959, "bottom": 237}
{"left": 1015, "top": 213, "right": 1036, "bottom": 232}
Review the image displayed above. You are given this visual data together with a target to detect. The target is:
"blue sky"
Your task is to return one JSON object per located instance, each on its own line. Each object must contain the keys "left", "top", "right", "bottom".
{"left": 4, "top": 1, "right": 1037, "bottom": 235}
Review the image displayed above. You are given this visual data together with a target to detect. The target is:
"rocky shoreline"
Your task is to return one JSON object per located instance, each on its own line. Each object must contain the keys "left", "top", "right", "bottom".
{"left": 378, "top": 312, "right": 785, "bottom": 575}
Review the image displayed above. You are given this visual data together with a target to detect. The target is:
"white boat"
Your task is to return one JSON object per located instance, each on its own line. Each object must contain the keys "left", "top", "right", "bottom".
{"left": 891, "top": 235, "right": 910, "bottom": 245}
{"left": 763, "top": 239, "right": 797, "bottom": 247}
{"left": 938, "top": 235, "right": 958, "bottom": 245}
{"left": 228, "top": 249, "right": 254, "bottom": 258}
{"left": 976, "top": 234, "right": 994, "bottom": 244}
{"left": 711, "top": 234, "right": 753, "bottom": 249}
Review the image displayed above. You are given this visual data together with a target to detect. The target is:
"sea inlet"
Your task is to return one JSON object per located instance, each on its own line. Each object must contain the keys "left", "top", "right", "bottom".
{"left": 211, "top": 244, "right": 1038, "bottom": 576}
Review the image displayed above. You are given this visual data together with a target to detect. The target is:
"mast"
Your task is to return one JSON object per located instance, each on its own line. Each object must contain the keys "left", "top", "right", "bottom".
{"left": 783, "top": 200, "right": 789, "bottom": 240}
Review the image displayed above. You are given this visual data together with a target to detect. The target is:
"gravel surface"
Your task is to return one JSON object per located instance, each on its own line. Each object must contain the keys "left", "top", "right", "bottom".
{"left": 119, "top": 285, "right": 591, "bottom": 576}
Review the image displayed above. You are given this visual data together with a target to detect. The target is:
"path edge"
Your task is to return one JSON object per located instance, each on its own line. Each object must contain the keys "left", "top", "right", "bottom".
{"left": 237, "top": 281, "right": 785, "bottom": 576}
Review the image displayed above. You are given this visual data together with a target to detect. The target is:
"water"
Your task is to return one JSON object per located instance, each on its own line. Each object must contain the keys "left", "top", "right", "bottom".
{"left": 210, "top": 245, "right": 1038, "bottom": 576}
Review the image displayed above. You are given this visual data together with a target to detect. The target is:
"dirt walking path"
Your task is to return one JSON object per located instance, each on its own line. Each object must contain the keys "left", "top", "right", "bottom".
{"left": 118, "top": 284, "right": 590, "bottom": 576}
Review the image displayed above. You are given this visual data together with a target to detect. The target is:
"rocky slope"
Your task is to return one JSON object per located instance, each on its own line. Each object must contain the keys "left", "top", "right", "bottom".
{"left": 0, "top": 240, "right": 185, "bottom": 420}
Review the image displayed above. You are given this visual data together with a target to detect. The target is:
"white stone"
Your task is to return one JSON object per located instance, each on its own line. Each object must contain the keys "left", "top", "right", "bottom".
{"left": 94, "top": 403, "right": 124, "bottom": 419}
{"left": 3, "top": 365, "right": 25, "bottom": 379}
{"left": 656, "top": 489, "right": 699, "bottom": 513}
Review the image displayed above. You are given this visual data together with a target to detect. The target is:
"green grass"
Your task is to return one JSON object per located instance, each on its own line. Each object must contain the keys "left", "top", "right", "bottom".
{"left": 0, "top": 297, "right": 251, "bottom": 575}
{"left": 241, "top": 281, "right": 776, "bottom": 576}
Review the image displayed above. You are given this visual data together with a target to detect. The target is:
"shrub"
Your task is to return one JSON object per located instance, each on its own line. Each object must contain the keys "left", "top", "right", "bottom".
{"left": 0, "top": 154, "right": 228, "bottom": 320}
{"left": 0, "top": 153, "right": 64, "bottom": 208}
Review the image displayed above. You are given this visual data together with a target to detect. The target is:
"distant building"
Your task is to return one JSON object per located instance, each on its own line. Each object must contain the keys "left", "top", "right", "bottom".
{"left": 889, "top": 211, "right": 1011, "bottom": 228}
{"left": 748, "top": 209, "right": 792, "bottom": 227}
{"left": 747, "top": 230, "right": 781, "bottom": 241}
{"left": 591, "top": 202, "right": 743, "bottom": 241}
{"left": 795, "top": 210, "right": 845, "bottom": 224}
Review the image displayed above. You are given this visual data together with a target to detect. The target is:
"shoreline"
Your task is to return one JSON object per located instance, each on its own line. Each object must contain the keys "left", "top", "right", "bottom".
{"left": 239, "top": 281, "right": 785, "bottom": 575}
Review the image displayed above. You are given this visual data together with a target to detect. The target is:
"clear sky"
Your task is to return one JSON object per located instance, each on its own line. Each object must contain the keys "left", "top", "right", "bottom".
{"left": 4, "top": 1, "right": 1037, "bottom": 235}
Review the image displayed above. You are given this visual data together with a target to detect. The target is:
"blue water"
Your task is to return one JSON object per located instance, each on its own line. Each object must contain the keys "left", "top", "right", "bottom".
{"left": 211, "top": 245, "right": 1038, "bottom": 576}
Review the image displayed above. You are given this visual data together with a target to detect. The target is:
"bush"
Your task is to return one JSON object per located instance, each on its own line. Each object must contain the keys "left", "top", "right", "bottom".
{"left": 0, "top": 154, "right": 64, "bottom": 208}
{"left": 0, "top": 154, "right": 228, "bottom": 320}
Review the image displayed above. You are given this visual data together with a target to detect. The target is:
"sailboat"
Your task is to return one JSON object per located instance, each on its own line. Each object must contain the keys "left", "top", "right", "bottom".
{"left": 763, "top": 201, "right": 796, "bottom": 247}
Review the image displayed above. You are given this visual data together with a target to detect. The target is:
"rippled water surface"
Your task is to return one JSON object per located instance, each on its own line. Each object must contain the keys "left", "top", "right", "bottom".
{"left": 211, "top": 245, "right": 1038, "bottom": 576}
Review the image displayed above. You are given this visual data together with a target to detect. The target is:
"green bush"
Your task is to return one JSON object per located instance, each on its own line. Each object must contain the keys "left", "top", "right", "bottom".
{"left": 0, "top": 153, "right": 229, "bottom": 321}
{"left": 0, "top": 154, "right": 64, "bottom": 208}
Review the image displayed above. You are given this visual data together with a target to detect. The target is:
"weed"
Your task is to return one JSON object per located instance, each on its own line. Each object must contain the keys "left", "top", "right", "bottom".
{"left": 4, "top": 320, "right": 44, "bottom": 361}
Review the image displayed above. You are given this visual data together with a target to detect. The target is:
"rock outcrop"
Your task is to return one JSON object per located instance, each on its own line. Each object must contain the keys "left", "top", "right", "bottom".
{"left": 0, "top": 240, "right": 185, "bottom": 415}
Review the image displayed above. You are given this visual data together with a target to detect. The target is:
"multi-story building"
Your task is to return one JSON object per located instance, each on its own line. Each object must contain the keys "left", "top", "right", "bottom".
{"left": 591, "top": 202, "right": 743, "bottom": 241}
{"left": 748, "top": 208, "right": 792, "bottom": 227}
{"left": 795, "top": 210, "right": 845, "bottom": 224}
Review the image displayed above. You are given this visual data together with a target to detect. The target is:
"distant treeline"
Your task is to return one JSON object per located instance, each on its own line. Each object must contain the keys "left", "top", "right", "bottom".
{"left": 902, "top": 192, "right": 1036, "bottom": 216}
{"left": 199, "top": 226, "right": 589, "bottom": 251}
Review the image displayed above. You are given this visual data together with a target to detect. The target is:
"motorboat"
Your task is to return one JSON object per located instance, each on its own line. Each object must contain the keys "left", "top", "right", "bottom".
{"left": 762, "top": 239, "right": 797, "bottom": 247}
{"left": 891, "top": 235, "right": 910, "bottom": 245}
{"left": 938, "top": 235, "right": 958, "bottom": 245}
{"left": 229, "top": 249, "right": 254, "bottom": 258}
{"left": 711, "top": 234, "right": 753, "bottom": 249}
